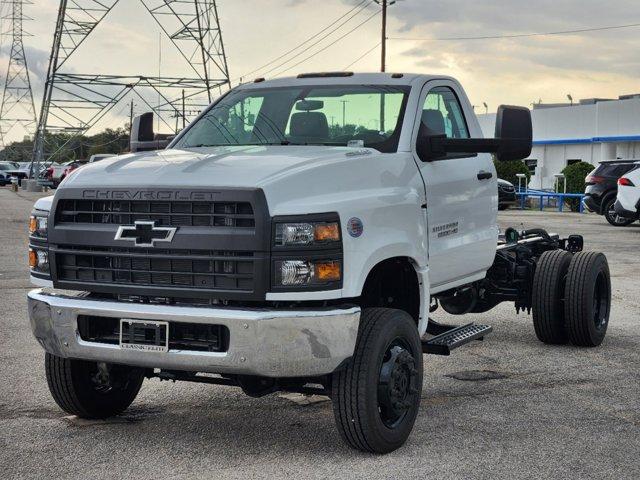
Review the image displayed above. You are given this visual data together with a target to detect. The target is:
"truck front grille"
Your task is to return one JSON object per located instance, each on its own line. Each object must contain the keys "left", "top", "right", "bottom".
{"left": 55, "top": 246, "right": 255, "bottom": 291}
{"left": 49, "top": 188, "right": 270, "bottom": 300}
{"left": 56, "top": 199, "right": 255, "bottom": 228}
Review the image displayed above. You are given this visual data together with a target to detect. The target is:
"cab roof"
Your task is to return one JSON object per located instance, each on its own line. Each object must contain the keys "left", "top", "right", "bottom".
{"left": 236, "top": 72, "right": 453, "bottom": 90}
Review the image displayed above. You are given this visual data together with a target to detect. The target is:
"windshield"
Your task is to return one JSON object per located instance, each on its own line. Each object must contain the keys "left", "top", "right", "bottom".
{"left": 175, "top": 85, "right": 410, "bottom": 153}
{"left": 0, "top": 163, "right": 13, "bottom": 171}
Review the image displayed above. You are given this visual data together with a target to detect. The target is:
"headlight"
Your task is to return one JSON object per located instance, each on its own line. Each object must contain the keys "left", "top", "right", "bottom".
{"left": 29, "top": 247, "right": 50, "bottom": 274}
{"left": 29, "top": 213, "right": 48, "bottom": 239}
{"left": 274, "top": 221, "right": 340, "bottom": 247}
{"left": 275, "top": 259, "right": 342, "bottom": 286}
{"left": 271, "top": 213, "right": 343, "bottom": 290}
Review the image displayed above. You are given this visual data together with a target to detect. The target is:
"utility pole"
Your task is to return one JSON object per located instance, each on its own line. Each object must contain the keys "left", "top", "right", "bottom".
{"left": 380, "top": 0, "right": 387, "bottom": 72}
{"left": 374, "top": 0, "right": 395, "bottom": 132}
{"left": 374, "top": 0, "right": 395, "bottom": 72}
{"left": 340, "top": 100, "right": 348, "bottom": 128}
{"left": 0, "top": 0, "right": 37, "bottom": 163}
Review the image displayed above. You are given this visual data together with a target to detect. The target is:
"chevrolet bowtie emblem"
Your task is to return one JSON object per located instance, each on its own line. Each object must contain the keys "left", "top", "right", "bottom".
{"left": 114, "top": 221, "right": 177, "bottom": 247}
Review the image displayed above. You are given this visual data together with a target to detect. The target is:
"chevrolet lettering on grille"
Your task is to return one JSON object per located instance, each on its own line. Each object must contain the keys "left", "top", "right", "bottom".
{"left": 114, "top": 221, "right": 177, "bottom": 247}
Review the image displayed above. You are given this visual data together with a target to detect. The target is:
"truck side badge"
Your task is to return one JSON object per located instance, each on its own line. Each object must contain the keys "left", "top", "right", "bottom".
{"left": 347, "top": 217, "right": 363, "bottom": 238}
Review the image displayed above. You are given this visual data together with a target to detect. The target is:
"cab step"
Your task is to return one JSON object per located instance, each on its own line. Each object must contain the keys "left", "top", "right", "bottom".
{"left": 422, "top": 322, "right": 492, "bottom": 356}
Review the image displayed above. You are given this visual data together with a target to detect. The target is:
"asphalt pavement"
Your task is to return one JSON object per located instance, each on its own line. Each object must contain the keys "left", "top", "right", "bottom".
{"left": 1, "top": 188, "right": 638, "bottom": 479}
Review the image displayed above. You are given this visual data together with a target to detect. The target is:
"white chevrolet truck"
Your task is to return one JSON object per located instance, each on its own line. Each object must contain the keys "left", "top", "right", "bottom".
{"left": 27, "top": 73, "right": 611, "bottom": 453}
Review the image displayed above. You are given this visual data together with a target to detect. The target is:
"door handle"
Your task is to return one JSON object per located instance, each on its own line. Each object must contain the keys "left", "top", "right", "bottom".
{"left": 477, "top": 171, "right": 493, "bottom": 180}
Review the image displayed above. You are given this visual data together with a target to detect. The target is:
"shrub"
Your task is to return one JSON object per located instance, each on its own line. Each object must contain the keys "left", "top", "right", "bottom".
{"left": 561, "top": 161, "right": 595, "bottom": 211}
{"left": 493, "top": 159, "right": 531, "bottom": 188}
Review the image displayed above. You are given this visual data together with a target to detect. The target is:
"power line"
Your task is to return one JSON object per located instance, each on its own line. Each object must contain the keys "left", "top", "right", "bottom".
{"left": 388, "top": 21, "right": 640, "bottom": 41}
{"left": 343, "top": 41, "right": 381, "bottom": 70}
{"left": 236, "top": 0, "right": 369, "bottom": 81}
{"left": 251, "top": 1, "right": 374, "bottom": 79}
{"left": 272, "top": 9, "right": 381, "bottom": 78}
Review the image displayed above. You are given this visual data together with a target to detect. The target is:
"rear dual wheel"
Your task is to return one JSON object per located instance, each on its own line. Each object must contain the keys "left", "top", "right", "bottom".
{"left": 532, "top": 250, "right": 611, "bottom": 347}
{"left": 564, "top": 252, "right": 611, "bottom": 346}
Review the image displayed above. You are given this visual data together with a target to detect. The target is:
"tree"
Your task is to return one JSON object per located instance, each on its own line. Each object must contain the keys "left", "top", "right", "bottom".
{"left": 493, "top": 159, "right": 531, "bottom": 187}
{"left": 0, "top": 125, "right": 130, "bottom": 164}
{"left": 561, "top": 161, "right": 594, "bottom": 211}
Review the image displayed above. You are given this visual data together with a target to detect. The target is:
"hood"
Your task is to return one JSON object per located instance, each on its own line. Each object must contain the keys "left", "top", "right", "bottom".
{"left": 62, "top": 145, "right": 378, "bottom": 189}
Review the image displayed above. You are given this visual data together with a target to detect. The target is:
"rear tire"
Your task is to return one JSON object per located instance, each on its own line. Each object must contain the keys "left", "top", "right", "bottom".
{"left": 532, "top": 250, "right": 573, "bottom": 344}
{"left": 45, "top": 353, "right": 145, "bottom": 418}
{"left": 564, "top": 252, "right": 611, "bottom": 347}
{"left": 332, "top": 308, "right": 423, "bottom": 454}
{"left": 603, "top": 197, "right": 633, "bottom": 226}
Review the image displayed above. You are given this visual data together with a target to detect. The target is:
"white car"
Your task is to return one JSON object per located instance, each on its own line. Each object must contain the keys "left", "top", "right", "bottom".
{"left": 614, "top": 164, "right": 640, "bottom": 221}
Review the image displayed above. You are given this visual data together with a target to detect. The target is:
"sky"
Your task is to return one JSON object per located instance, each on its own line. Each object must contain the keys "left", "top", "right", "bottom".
{"left": 0, "top": 0, "right": 639, "bottom": 143}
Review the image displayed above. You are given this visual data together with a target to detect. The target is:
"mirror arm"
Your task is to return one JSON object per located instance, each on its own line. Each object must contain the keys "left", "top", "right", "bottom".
{"left": 433, "top": 137, "right": 502, "bottom": 154}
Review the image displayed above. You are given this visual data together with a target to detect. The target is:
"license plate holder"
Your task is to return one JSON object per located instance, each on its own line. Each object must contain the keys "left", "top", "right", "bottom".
{"left": 119, "top": 319, "right": 169, "bottom": 352}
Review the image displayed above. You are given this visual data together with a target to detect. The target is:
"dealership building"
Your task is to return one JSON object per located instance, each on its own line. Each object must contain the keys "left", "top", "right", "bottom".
{"left": 477, "top": 94, "right": 640, "bottom": 189}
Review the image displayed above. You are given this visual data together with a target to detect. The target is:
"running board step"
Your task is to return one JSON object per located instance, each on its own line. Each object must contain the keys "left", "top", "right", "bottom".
{"left": 422, "top": 323, "right": 492, "bottom": 356}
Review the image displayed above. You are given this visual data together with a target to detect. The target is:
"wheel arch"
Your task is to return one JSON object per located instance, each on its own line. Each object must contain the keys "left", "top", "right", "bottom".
{"left": 357, "top": 256, "right": 430, "bottom": 336}
{"left": 598, "top": 189, "right": 617, "bottom": 214}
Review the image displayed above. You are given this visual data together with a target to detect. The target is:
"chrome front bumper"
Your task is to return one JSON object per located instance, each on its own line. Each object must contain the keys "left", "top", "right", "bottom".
{"left": 28, "top": 289, "right": 360, "bottom": 378}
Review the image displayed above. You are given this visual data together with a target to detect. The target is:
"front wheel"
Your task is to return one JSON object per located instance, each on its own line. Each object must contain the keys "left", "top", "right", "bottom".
{"left": 603, "top": 197, "right": 634, "bottom": 226}
{"left": 332, "top": 308, "right": 423, "bottom": 454}
{"left": 45, "top": 353, "right": 145, "bottom": 418}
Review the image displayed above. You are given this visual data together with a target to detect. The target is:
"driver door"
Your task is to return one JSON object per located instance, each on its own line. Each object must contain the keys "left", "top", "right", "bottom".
{"left": 414, "top": 80, "right": 497, "bottom": 289}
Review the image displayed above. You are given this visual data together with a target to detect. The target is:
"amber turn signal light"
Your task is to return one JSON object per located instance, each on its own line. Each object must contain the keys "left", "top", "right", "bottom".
{"left": 29, "top": 216, "right": 37, "bottom": 235}
{"left": 29, "top": 249, "right": 37, "bottom": 268}
{"left": 314, "top": 223, "right": 340, "bottom": 242}
{"left": 315, "top": 261, "right": 341, "bottom": 282}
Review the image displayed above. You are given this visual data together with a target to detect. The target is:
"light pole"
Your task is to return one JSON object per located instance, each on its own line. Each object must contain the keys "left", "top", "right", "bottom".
{"left": 483, "top": 102, "right": 488, "bottom": 114}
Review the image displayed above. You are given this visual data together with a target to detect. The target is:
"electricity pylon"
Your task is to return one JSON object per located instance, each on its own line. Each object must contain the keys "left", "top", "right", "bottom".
{"left": 32, "top": 0, "right": 231, "bottom": 172}
{"left": 0, "top": 0, "right": 37, "bottom": 157}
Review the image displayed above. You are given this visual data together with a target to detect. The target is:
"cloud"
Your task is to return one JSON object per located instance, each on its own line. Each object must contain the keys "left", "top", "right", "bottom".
{"left": 3, "top": 0, "right": 639, "bottom": 146}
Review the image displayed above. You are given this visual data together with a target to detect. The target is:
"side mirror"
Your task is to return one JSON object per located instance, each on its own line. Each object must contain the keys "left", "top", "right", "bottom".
{"left": 493, "top": 105, "right": 532, "bottom": 161}
{"left": 130, "top": 112, "right": 176, "bottom": 152}
{"left": 417, "top": 105, "right": 532, "bottom": 162}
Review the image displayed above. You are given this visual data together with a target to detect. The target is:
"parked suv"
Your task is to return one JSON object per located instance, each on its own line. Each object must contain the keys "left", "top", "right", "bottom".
{"left": 584, "top": 160, "right": 639, "bottom": 226}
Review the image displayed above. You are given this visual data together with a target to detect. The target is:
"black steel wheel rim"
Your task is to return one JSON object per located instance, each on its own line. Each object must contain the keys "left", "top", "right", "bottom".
{"left": 593, "top": 271, "right": 610, "bottom": 330}
{"left": 90, "top": 363, "right": 130, "bottom": 394}
{"left": 377, "top": 337, "right": 418, "bottom": 429}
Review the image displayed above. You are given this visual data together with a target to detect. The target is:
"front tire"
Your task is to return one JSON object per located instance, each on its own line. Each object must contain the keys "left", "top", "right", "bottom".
{"left": 332, "top": 308, "right": 423, "bottom": 454}
{"left": 564, "top": 252, "right": 611, "bottom": 347}
{"left": 45, "top": 354, "right": 145, "bottom": 418}
{"left": 603, "top": 197, "right": 634, "bottom": 226}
